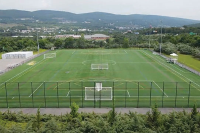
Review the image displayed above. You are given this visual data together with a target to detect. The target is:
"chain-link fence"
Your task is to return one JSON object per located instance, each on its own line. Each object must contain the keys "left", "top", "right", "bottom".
{"left": 0, "top": 81, "right": 200, "bottom": 108}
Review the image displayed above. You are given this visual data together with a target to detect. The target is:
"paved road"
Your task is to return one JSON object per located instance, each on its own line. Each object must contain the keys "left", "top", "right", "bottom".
{"left": 0, "top": 108, "right": 198, "bottom": 115}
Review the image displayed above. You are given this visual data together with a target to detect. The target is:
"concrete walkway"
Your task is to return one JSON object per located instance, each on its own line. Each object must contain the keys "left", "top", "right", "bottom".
{"left": 0, "top": 108, "right": 198, "bottom": 115}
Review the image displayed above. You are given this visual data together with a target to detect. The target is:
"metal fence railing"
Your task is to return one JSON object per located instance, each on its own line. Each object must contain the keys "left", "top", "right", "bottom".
{"left": 0, "top": 81, "right": 200, "bottom": 108}
{"left": 151, "top": 50, "right": 200, "bottom": 76}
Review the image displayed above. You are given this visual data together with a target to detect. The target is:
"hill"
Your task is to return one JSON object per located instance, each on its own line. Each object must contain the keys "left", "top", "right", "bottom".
{"left": 0, "top": 10, "right": 200, "bottom": 27}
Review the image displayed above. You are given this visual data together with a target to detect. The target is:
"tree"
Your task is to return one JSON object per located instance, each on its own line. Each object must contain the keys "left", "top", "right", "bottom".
{"left": 123, "top": 37, "right": 129, "bottom": 48}
{"left": 64, "top": 37, "right": 74, "bottom": 48}
{"left": 54, "top": 39, "right": 63, "bottom": 48}
{"left": 108, "top": 104, "right": 117, "bottom": 126}
{"left": 32, "top": 108, "right": 41, "bottom": 131}
{"left": 146, "top": 104, "right": 161, "bottom": 130}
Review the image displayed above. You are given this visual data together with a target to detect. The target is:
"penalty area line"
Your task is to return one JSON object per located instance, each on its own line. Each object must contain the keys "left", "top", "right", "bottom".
{"left": 153, "top": 81, "right": 168, "bottom": 97}
{"left": 29, "top": 83, "right": 43, "bottom": 97}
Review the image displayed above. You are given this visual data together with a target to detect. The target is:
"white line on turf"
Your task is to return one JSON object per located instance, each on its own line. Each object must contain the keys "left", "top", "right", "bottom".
{"left": 0, "top": 59, "right": 45, "bottom": 88}
{"left": 153, "top": 81, "right": 168, "bottom": 97}
{"left": 142, "top": 51, "right": 200, "bottom": 91}
{"left": 66, "top": 91, "right": 70, "bottom": 97}
{"left": 12, "top": 97, "right": 14, "bottom": 99}
{"left": 29, "top": 83, "right": 43, "bottom": 97}
{"left": 124, "top": 50, "right": 127, "bottom": 53}
{"left": 127, "top": 90, "right": 130, "bottom": 97}
{"left": 72, "top": 51, "right": 76, "bottom": 54}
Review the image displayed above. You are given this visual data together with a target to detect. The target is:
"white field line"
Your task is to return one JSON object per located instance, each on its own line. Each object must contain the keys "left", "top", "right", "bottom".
{"left": 124, "top": 50, "right": 127, "bottom": 53}
{"left": 72, "top": 51, "right": 76, "bottom": 54}
{"left": 153, "top": 81, "right": 168, "bottom": 97}
{"left": 29, "top": 83, "right": 43, "bottom": 97}
{"left": 66, "top": 91, "right": 70, "bottom": 97}
{"left": 12, "top": 97, "right": 14, "bottom": 99}
{"left": 169, "top": 64, "right": 187, "bottom": 73}
{"left": 127, "top": 90, "right": 130, "bottom": 97}
{"left": 0, "top": 59, "right": 45, "bottom": 87}
{"left": 142, "top": 51, "right": 200, "bottom": 90}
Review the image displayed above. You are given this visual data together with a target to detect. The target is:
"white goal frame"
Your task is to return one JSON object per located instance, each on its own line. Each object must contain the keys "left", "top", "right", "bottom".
{"left": 91, "top": 64, "right": 108, "bottom": 70}
{"left": 85, "top": 86, "right": 112, "bottom": 100}
{"left": 44, "top": 53, "right": 56, "bottom": 59}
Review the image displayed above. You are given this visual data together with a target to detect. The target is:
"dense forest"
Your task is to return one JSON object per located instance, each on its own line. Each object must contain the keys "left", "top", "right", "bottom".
{"left": 0, "top": 103, "right": 200, "bottom": 132}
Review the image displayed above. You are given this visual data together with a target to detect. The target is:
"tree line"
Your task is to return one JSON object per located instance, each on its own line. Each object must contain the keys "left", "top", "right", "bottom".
{"left": 0, "top": 103, "right": 200, "bottom": 132}
{"left": 0, "top": 33, "right": 200, "bottom": 59}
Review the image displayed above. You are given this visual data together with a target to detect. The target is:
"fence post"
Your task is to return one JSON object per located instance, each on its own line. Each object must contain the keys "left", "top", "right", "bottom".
{"left": 125, "top": 82, "right": 127, "bottom": 108}
{"left": 99, "top": 83, "right": 101, "bottom": 108}
{"left": 175, "top": 82, "right": 178, "bottom": 107}
{"left": 94, "top": 82, "right": 96, "bottom": 108}
{"left": 150, "top": 82, "right": 152, "bottom": 107}
{"left": 57, "top": 82, "right": 59, "bottom": 108}
{"left": 162, "top": 82, "right": 164, "bottom": 108}
{"left": 188, "top": 82, "right": 191, "bottom": 107}
{"left": 31, "top": 82, "right": 34, "bottom": 108}
{"left": 137, "top": 82, "right": 139, "bottom": 108}
{"left": 18, "top": 82, "right": 21, "bottom": 108}
{"left": 5, "top": 82, "right": 8, "bottom": 108}
{"left": 113, "top": 82, "right": 115, "bottom": 107}
{"left": 82, "top": 82, "right": 83, "bottom": 108}
{"left": 44, "top": 81, "right": 46, "bottom": 108}
{"left": 69, "top": 82, "right": 71, "bottom": 107}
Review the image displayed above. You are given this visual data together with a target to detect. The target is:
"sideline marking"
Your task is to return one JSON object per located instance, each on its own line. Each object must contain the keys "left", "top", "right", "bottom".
{"left": 127, "top": 90, "right": 130, "bottom": 97}
{"left": 153, "top": 81, "right": 168, "bottom": 97}
{"left": 66, "top": 91, "right": 70, "bottom": 97}
{"left": 124, "top": 50, "right": 127, "bottom": 53}
{"left": 72, "top": 51, "right": 76, "bottom": 54}
{"left": 29, "top": 83, "right": 43, "bottom": 97}
{"left": 142, "top": 51, "right": 200, "bottom": 91}
{"left": 0, "top": 59, "right": 45, "bottom": 88}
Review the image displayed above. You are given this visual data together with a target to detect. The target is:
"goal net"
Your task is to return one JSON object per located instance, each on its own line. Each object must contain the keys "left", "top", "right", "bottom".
{"left": 44, "top": 53, "right": 56, "bottom": 59}
{"left": 91, "top": 64, "right": 108, "bottom": 70}
{"left": 85, "top": 83, "right": 112, "bottom": 100}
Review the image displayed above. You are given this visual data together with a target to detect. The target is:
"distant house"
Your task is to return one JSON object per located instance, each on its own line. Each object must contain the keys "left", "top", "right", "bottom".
{"left": 90, "top": 34, "right": 110, "bottom": 40}
{"left": 54, "top": 34, "right": 109, "bottom": 40}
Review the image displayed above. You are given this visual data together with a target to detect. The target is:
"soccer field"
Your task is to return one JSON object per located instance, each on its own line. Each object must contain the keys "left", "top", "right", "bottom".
{"left": 0, "top": 49, "right": 200, "bottom": 108}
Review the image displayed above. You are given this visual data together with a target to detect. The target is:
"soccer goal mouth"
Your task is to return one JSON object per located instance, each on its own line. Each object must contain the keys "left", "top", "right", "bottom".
{"left": 85, "top": 82, "right": 112, "bottom": 100}
{"left": 91, "top": 64, "right": 109, "bottom": 70}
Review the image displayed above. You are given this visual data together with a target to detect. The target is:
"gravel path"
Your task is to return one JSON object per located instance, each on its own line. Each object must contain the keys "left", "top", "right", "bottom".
{"left": 0, "top": 108, "right": 198, "bottom": 115}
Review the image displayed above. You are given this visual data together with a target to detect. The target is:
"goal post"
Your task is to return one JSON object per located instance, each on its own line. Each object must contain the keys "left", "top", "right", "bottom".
{"left": 85, "top": 87, "right": 112, "bottom": 100}
{"left": 44, "top": 53, "right": 56, "bottom": 59}
{"left": 91, "top": 64, "right": 108, "bottom": 70}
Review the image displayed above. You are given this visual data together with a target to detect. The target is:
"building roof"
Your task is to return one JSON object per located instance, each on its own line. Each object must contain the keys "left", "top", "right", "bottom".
{"left": 91, "top": 34, "right": 109, "bottom": 38}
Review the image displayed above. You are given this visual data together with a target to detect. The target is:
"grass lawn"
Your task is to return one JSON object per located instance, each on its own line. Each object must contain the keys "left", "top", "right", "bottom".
{"left": 33, "top": 49, "right": 47, "bottom": 55}
{"left": 0, "top": 49, "right": 199, "bottom": 108}
{"left": 178, "top": 54, "right": 200, "bottom": 72}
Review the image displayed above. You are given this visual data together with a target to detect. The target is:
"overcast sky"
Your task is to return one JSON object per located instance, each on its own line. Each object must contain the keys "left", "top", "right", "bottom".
{"left": 0, "top": 0, "right": 200, "bottom": 20}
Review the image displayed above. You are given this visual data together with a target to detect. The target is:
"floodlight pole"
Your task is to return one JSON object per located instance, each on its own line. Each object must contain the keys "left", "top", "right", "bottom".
{"left": 160, "top": 20, "right": 162, "bottom": 55}
{"left": 36, "top": 21, "right": 39, "bottom": 54}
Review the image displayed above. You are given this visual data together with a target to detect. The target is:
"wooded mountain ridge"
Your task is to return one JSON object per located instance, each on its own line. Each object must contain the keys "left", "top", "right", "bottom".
{"left": 0, "top": 10, "right": 200, "bottom": 27}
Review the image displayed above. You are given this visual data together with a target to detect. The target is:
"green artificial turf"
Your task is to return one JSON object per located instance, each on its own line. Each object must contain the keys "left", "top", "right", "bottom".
{"left": 0, "top": 49, "right": 200, "bottom": 108}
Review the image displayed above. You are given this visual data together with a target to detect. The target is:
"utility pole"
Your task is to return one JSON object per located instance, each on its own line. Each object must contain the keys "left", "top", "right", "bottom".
{"left": 36, "top": 20, "right": 39, "bottom": 54}
{"left": 160, "top": 20, "right": 162, "bottom": 55}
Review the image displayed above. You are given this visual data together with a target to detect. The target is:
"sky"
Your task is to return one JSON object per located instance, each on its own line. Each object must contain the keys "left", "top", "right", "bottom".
{"left": 0, "top": 0, "right": 200, "bottom": 20}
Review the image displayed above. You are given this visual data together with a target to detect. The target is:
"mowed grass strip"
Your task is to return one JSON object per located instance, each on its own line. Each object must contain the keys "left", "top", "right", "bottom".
{"left": 178, "top": 54, "right": 200, "bottom": 72}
